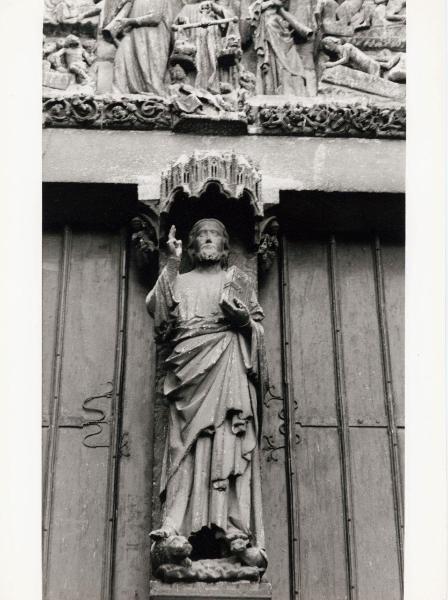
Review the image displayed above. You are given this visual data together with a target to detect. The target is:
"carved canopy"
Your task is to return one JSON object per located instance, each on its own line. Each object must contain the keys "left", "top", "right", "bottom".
{"left": 159, "top": 151, "right": 263, "bottom": 218}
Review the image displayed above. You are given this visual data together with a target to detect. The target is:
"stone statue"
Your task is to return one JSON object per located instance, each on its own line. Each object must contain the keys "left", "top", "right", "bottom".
{"left": 321, "top": 35, "right": 382, "bottom": 76}
{"left": 248, "top": 0, "right": 313, "bottom": 96}
{"left": 147, "top": 219, "right": 268, "bottom": 582}
{"left": 52, "top": 34, "right": 95, "bottom": 83}
{"left": 171, "top": 0, "right": 241, "bottom": 94}
{"left": 108, "top": 0, "right": 174, "bottom": 95}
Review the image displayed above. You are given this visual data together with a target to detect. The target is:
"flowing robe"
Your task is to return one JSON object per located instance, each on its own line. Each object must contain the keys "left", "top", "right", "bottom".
{"left": 174, "top": 3, "right": 239, "bottom": 92}
{"left": 249, "top": 0, "right": 307, "bottom": 95}
{"left": 146, "top": 258, "right": 266, "bottom": 549}
{"left": 112, "top": 0, "right": 172, "bottom": 95}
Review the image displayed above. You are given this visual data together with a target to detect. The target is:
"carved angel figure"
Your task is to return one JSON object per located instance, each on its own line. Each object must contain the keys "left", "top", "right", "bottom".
{"left": 248, "top": 0, "right": 313, "bottom": 96}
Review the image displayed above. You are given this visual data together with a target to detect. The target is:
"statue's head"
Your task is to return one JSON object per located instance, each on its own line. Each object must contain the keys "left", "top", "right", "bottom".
{"left": 64, "top": 34, "right": 81, "bottom": 48}
{"left": 321, "top": 36, "right": 342, "bottom": 54}
{"left": 200, "top": 1, "right": 213, "bottom": 15}
{"left": 187, "top": 218, "right": 230, "bottom": 268}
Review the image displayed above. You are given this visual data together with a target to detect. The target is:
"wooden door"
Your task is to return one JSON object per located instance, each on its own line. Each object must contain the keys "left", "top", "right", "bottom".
{"left": 43, "top": 209, "right": 404, "bottom": 600}
{"left": 259, "top": 232, "right": 404, "bottom": 600}
{"left": 42, "top": 225, "right": 156, "bottom": 600}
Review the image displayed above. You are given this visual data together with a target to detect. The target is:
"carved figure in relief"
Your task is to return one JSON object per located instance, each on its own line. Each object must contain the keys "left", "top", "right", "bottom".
{"left": 147, "top": 220, "right": 267, "bottom": 581}
{"left": 377, "top": 49, "right": 405, "bottom": 82}
{"left": 168, "top": 64, "right": 238, "bottom": 116}
{"left": 171, "top": 0, "right": 241, "bottom": 94}
{"left": 51, "top": 34, "right": 95, "bottom": 83}
{"left": 321, "top": 35, "right": 381, "bottom": 75}
{"left": 248, "top": 0, "right": 313, "bottom": 96}
{"left": 108, "top": 0, "right": 173, "bottom": 95}
{"left": 385, "top": 0, "right": 405, "bottom": 22}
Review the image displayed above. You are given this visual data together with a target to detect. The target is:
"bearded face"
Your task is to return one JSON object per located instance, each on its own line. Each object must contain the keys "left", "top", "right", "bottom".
{"left": 189, "top": 220, "right": 228, "bottom": 266}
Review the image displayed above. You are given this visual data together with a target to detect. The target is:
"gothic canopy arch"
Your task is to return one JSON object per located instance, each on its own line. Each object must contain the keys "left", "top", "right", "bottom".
{"left": 159, "top": 151, "right": 263, "bottom": 219}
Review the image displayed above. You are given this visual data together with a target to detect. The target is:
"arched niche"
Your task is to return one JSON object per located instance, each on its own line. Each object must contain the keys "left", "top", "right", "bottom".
{"left": 158, "top": 151, "right": 265, "bottom": 283}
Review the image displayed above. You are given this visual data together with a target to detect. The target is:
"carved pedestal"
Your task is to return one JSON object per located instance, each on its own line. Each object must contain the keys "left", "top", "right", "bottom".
{"left": 149, "top": 581, "right": 272, "bottom": 599}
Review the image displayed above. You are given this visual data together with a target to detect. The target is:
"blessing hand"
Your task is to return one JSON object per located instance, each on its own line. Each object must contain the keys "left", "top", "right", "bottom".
{"left": 167, "top": 225, "right": 182, "bottom": 258}
{"left": 220, "top": 297, "right": 251, "bottom": 329}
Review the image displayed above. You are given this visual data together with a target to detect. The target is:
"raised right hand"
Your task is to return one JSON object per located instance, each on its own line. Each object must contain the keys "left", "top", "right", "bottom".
{"left": 167, "top": 225, "right": 182, "bottom": 258}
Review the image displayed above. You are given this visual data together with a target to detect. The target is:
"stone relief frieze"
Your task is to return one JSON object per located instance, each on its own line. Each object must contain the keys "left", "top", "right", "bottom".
{"left": 42, "top": 0, "right": 406, "bottom": 136}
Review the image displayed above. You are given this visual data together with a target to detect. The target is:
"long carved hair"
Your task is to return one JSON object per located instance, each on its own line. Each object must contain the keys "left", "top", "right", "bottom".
{"left": 187, "top": 218, "right": 230, "bottom": 269}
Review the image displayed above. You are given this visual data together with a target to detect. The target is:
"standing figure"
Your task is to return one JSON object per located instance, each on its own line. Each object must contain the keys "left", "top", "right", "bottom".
{"left": 172, "top": 0, "right": 240, "bottom": 93}
{"left": 248, "top": 0, "right": 313, "bottom": 96}
{"left": 147, "top": 220, "right": 267, "bottom": 571}
{"left": 108, "top": 0, "right": 173, "bottom": 95}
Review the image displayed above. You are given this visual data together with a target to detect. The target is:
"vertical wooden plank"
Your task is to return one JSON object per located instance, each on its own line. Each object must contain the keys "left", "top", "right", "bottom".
{"left": 296, "top": 428, "right": 348, "bottom": 600}
{"left": 397, "top": 428, "right": 405, "bottom": 499}
{"left": 373, "top": 238, "right": 404, "bottom": 591}
{"left": 350, "top": 428, "right": 401, "bottom": 600}
{"left": 259, "top": 256, "right": 291, "bottom": 600}
{"left": 113, "top": 259, "right": 156, "bottom": 600}
{"left": 42, "top": 229, "right": 63, "bottom": 490}
{"left": 43, "top": 227, "right": 72, "bottom": 589}
{"left": 381, "top": 243, "right": 405, "bottom": 427}
{"left": 43, "top": 230, "right": 63, "bottom": 419}
{"left": 47, "top": 430, "right": 110, "bottom": 600}
{"left": 337, "top": 242, "right": 387, "bottom": 426}
{"left": 46, "top": 231, "right": 121, "bottom": 600}
{"left": 287, "top": 239, "right": 337, "bottom": 426}
{"left": 328, "top": 236, "right": 357, "bottom": 600}
{"left": 280, "top": 237, "right": 301, "bottom": 600}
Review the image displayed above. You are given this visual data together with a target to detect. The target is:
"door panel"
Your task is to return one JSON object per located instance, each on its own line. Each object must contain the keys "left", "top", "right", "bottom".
{"left": 350, "top": 428, "right": 401, "bottom": 600}
{"left": 287, "top": 240, "right": 338, "bottom": 426}
{"left": 296, "top": 428, "right": 348, "bottom": 600}
{"left": 381, "top": 243, "right": 405, "bottom": 427}
{"left": 47, "top": 431, "right": 110, "bottom": 600}
{"left": 337, "top": 242, "right": 387, "bottom": 427}
{"left": 43, "top": 231, "right": 63, "bottom": 419}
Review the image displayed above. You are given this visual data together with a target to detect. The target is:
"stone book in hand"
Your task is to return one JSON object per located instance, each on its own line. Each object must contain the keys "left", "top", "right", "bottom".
{"left": 222, "top": 266, "right": 253, "bottom": 308}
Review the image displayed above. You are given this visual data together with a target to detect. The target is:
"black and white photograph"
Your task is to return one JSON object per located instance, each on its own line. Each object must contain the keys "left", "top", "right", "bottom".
{"left": 0, "top": 2, "right": 446, "bottom": 600}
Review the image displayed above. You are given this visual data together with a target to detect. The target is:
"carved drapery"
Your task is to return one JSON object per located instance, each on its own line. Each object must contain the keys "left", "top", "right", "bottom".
{"left": 42, "top": 0, "right": 406, "bottom": 138}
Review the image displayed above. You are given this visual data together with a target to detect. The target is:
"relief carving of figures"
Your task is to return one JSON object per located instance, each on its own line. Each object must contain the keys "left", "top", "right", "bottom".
{"left": 321, "top": 35, "right": 405, "bottom": 82}
{"left": 147, "top": 220, "right": 268, "bottom": 582}
{"left": 43, "top": 35, "right": 96, "bottom": 92}
{"left": 248, "top": 0, "right": 313, "bottom": 96}
{"left": 315, "top": 0, "right": 406, "bottom": 36}
{"left": 171, "top": 0, "right": 241, "bottom": 94}
{"left": 106, "top": 0, "right": 174, "bottom": 95}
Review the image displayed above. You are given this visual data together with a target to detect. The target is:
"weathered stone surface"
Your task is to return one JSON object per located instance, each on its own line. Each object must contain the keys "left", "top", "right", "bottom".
{"left": 320, "top": 65, "right": 405, "bottom": 101}
{"left": 42, "top": 129, "right": 405, "bottom": 194}
{"left": 149, "top": 580, "right": 272, "bottom": 599}
{"left": 42, "top": 94, "right": 405, "bottom": 138}
{"left": 41, "top": 0, "right": 406, "bottom": 133}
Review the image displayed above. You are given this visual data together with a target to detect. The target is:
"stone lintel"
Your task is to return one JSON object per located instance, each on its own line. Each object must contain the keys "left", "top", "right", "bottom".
{"left": 149, "top": 581, "right": 272, "bottom": 599}
{"left": 43, "top": 130, "right": 405, "bottom": 195}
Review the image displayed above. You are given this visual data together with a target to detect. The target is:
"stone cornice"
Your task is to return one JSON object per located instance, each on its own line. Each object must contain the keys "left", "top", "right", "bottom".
{"left": 43, "top": 94, "right": 405, "bottom": 139}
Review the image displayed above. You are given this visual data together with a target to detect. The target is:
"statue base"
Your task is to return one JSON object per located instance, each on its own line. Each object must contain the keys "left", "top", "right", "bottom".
{"left": 149, "top": 581, "right": 272, "bottom": 599}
